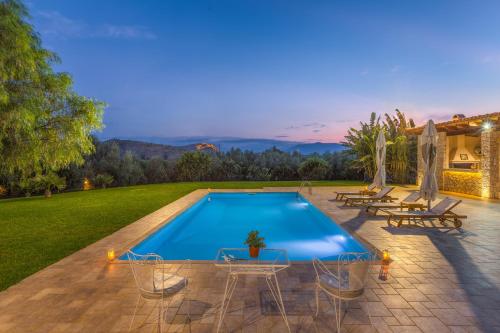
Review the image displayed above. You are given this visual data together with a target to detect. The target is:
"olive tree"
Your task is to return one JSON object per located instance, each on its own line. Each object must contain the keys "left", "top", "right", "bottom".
{"left": 298, "top": 157, "right": 330, "bottom": 180}
{"left": 175, "top": 151, "right": 211, "bottom": 181}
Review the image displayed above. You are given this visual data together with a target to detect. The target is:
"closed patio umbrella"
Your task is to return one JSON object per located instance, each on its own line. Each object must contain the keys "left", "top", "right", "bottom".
{"left": 420, "top": 120, "right": 439, "bottom": 210}
{"left": 372, "top": 131, "right": 386, "bottom": 189}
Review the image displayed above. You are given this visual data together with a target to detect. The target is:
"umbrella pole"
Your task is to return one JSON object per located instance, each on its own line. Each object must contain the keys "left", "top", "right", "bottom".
{"left": 427, "top": 199, "right": 431, "bottom": 211}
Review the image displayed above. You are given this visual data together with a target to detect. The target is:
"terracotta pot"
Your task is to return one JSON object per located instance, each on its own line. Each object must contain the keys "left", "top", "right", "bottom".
{"left": 249, "top": 246, "right": 260, "bottom": 258}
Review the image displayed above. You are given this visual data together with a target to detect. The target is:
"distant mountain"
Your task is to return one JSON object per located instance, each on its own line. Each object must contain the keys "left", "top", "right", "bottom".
{"left": 288, "top": 142, "right": 344, "bottom": 154}
{"left": 115, "top": 136, "right": 299, "bottom": 152}
{"left": 105, "top": 136, "right": 345, "bottom": 154}
{"left": 106, "top": 139, "right": 218, "bottom": 160}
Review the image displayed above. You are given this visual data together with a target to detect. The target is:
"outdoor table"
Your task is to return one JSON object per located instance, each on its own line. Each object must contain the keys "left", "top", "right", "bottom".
{"left": 398, "top": 202, "right": 427, "bottom": 224}
{"left": 214, "top": 248, "right": 291, "bottom": 333}
{"left": 402, "top": 202, "right": 426, "bottom": 211}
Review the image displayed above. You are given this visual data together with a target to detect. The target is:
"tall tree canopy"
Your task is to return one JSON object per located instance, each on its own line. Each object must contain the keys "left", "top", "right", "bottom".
{"left": 0, "top": 0, "right": 104, "bottom": 177}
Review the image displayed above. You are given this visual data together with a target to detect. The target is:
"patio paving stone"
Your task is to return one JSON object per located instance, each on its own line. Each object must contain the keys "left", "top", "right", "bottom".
{"left": 1, "top": 186, "right": 500, "bottom": 332}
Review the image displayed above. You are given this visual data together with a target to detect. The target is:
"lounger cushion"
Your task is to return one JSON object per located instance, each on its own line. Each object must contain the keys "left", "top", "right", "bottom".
{"left": 335, "top": 191, "right": 358, "bottom": 194}
{"left": 319, "top": 273, "right": 364, "bottom": 299}
{"left": 369, "top": 202, "right": 400, "bottom": 208}
{"left": 153, "top": 271, "right": 187, "bottom": 295}
{"left": 386, "top": 210, "right": 433, "bottom": 217}
{"left": 345, "top": 195, "right": 372, "bottom": 200}
{"left": 336, "top": 184, "right": 376, "bottom": 195}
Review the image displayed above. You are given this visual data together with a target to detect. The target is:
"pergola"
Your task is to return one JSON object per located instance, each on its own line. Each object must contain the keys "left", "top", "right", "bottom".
{"left": 406, "top": 112, "right": 500, "bottom": 136}
{"left": 407, "top": 113, "right": 500, "bottom": 199}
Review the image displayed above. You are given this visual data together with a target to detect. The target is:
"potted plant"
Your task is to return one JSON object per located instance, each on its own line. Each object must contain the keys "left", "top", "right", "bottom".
{"left": 244, "top": 230, "right": 266, "bottom": 258}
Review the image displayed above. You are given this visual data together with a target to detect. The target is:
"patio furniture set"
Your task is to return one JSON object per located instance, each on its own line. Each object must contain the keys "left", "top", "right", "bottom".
{"left": 126, "top": 247, "right": 375, "bottom": 333}
{"left": 334, "top": 186, "right": 467, "bottom": 229}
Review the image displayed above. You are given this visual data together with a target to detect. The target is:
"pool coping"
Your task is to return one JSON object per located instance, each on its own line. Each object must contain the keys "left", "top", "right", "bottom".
{"left": 114, "top": 188, "right": 382, "bottom": 264}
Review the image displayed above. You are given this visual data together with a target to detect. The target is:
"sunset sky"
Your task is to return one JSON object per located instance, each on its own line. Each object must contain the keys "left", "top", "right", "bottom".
{"left": 30, "top": 0, "right": 500, "bottom": 142}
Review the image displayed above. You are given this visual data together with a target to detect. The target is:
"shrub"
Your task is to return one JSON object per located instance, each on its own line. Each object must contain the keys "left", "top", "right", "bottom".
{"left": 36, "top": 173, "right": 67, "bottom": 197}
{"left": 94, "top": 174, "right": 114, "bottom": 189}
{"left": 19, "top": 177, "right": 40, "bottom": 197}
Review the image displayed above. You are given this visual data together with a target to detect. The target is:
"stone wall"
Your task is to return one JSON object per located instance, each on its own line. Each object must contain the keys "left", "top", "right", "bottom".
{"left": 481, "top": 130, "right": 499, "bottom": 198}
{"left": 443, "top": 170, "right": 482, "bottom": 197}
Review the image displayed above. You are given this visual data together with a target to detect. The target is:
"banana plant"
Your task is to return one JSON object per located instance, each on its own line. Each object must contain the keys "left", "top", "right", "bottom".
{"left": 343, "top": 110, "right": 416, "bottom": 184}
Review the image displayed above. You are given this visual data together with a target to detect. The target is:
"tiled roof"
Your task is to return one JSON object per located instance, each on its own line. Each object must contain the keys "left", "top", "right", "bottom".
{"left": 406, "top": 112, "right": 500, "bottom": 135}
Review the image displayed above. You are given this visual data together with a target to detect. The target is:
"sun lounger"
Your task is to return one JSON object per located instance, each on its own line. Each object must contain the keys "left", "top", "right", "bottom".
{"left": 333, "top": 183, "right": 377, "bottom": 200}
{"left": 343, "top": 187, "right": 396, "bottom": 206}
{"left": 365, "top": 191, "right": 422, "bottom": 215}
{"left": 384, "top": 197, "right": 467, "bottom": 228}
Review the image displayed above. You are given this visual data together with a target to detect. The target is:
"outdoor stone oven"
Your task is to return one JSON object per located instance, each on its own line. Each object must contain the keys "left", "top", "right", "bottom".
{"left": 407, "top": 113, "right": 500, "bottom": 198}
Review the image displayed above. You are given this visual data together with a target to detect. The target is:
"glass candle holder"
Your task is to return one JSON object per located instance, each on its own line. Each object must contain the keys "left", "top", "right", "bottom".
{"left": 107, "top": 248, "right": 116, "bottom": 262}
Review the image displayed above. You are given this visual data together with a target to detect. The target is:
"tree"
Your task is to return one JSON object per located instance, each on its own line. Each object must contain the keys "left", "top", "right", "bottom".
{"left": 298, "top": 157, "right": 329, "bottom": 180}
{"left": 144, "top": 157, "right": 170, "bottom": 183}
{"left": 325, "top": 150, "right": 361, "bottom": 180}
{"left": 219, "top": 157, "right": 241, "bottom": 180}
{"left": 259, "top": 147, "right": 300, "bottom": 180}
{"left": 343, "top": 112, "right": 382, "bottom": 180}
{"left": 175, "top": 151, "right": 211, "bottom": 181}
{"left": 92, "top": 141, "right": 121, "bottom": 180}
{"left": 0, "top": 0, "right": 104, "bottom": 178}
{"left": 343, "top": 110, "right": 416, "bottom": 184}
{"left": 118, "top": 151, "right": 145, "bottom": 185}
{"left": 94, "top": 173, "right": 114, "bottom": 189}
{"left": 19, "top": 177, "right": 39, "bottom": 197}
{"left": 383, "top": 109, "right": 416, "bottom": 183}
{"left": 246, "top": 165, "right": 271, "bottom": 181}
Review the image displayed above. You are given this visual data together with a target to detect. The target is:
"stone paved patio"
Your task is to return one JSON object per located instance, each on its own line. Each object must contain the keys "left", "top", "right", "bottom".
{"left": 1, "top": 186, "right": 500, "bottom": 332}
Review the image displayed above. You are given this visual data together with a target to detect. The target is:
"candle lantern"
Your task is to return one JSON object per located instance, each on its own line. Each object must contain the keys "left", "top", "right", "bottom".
{"left": 382, "top": 249, "right": 390, "bottom": 262}
{"left": 83, "top": 178, "right": 92, "bottom": 191}
{"left": 378, "top": 249, "right": 391, "bottom": 281}
{"left": 107, "top": 248, "right": 116, "bottom": 262}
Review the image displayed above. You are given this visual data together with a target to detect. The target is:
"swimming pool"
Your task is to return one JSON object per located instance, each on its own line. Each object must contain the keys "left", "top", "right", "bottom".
{"left": 123, "top": 192, "right": 369, "bottom": 261}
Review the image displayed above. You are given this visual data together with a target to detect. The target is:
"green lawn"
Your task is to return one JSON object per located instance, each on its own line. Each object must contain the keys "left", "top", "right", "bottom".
{"left": 0, "top": 180, "right": 363, "bottom": 290}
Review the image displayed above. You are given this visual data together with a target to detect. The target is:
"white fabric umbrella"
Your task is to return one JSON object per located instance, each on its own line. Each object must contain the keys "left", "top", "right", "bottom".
{"left": 372, "top": 131, "right": 386, "bottom": 189}
{"left": 420, "top": 120, "right": 439, "bottom": 210}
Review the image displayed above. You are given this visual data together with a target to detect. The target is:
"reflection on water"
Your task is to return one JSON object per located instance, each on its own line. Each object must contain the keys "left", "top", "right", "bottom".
{"left": 272, "top": 235, "right": 349, "bottom": 260}
{"left": 124, "top": 192, "right": 368, "bottom": 260}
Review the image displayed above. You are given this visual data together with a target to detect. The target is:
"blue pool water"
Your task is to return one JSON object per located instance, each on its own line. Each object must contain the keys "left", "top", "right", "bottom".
{"left": 122, "top": 192, "right": 369, "bottom": 261}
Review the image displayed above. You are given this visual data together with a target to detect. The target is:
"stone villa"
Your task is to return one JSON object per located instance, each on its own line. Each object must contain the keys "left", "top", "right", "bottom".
{"left": 408, "top": 112, "right": 500, "bottom": 198}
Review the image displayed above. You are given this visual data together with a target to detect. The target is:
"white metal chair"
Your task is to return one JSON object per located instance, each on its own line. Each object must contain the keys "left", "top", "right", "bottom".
{"left": 126, "top": 250, "right": 190, "bottom": 332}
{"left": 312, "top": 252, "right": 374, "bottom": 332}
